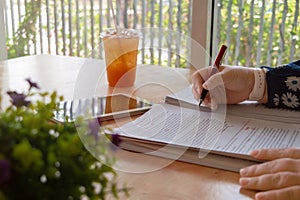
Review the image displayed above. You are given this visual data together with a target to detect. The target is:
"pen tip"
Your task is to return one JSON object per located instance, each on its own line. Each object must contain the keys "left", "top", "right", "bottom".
{"left": 198, "top": 99, "right": 203, "bottom": 107}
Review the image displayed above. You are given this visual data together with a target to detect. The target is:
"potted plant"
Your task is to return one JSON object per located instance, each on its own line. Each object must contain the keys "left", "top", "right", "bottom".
{"left": 0, "top": 78, "right": 127, "bottom": 199}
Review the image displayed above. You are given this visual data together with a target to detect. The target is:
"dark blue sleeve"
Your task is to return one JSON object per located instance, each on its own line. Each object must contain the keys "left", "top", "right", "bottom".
{"left": 261, "top": 60, "right": 300, "bottom": 111}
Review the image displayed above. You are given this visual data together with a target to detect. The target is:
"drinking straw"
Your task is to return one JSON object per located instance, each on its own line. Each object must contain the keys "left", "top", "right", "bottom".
{"left": 110, "top": 1, "right": 119, "bottom": 34}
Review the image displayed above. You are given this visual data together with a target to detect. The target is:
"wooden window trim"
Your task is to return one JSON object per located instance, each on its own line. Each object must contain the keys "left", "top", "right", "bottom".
{"left": 191, "top": 0, "right": 213, "bottom": 69}
{"left": 0, "top": 0, "right": 7, "bottom": 60}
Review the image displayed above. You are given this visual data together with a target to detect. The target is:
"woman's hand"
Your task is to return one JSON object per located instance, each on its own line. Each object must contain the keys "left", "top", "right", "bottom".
{"left": 191, "top": 65, "right": 256, "bottom": 109}
{"left": 240, "top": 148, "right": 300, "bottom": 200}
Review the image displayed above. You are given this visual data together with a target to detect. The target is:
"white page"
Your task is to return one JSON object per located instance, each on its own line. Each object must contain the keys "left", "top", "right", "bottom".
{"left": 166, "top": 85, "right": 198, "bottom": 105}
{"left": 165, "top": 85, "right": 300, "bottom": 124}
{"left": 116, "top": 104, "right": 300, "bottom": 158}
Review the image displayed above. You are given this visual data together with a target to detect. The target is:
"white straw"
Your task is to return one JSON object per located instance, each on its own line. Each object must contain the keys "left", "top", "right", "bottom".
{"left": 110, "top": 1, "right": 119, "bottom": 34}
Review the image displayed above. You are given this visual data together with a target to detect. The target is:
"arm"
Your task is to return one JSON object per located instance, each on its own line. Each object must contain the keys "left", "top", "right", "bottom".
{"left": 191, "top": 60, "right": 300, "bottom": 110}
{"left": 262, "top": 60, "right": 300, "bottom": 110}
{"left": 192, "top": 62, "right": 300, "bottom": 200}
{"left": 191, "top": 65, "right": 256, "bottom": 109}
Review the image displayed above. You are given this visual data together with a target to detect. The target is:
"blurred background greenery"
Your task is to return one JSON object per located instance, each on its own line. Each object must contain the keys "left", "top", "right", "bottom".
{"left": 3, "top": 0, "right": 300, "bottom": 67}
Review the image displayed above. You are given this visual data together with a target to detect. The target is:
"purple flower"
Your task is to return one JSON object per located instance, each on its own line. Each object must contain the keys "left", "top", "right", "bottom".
{"left": 110, "top": 133, "right": 122, "bottom": 151}
{"left": 0, "top": 159, "right": 10, "bottom": 184}
{"left": 88, "top": 119, "right": 100, "bottom": 140}
{"left": 25, "top": 78, "right": 40, "bottom": 90}
{"left": 7, "top": 91, "right": 31, "bottom": 107}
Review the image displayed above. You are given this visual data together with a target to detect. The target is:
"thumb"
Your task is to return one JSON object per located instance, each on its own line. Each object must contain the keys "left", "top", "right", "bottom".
{"left": 202, "top": 72, "right": 225, "bottom": 91}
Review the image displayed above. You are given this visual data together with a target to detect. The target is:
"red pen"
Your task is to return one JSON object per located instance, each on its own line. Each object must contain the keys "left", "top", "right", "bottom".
{"left": 198, "top": 44, "right": 228, "bottom": 107}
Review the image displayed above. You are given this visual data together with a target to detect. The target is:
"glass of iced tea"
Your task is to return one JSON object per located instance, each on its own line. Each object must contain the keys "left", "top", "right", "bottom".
{"left": 101, "top": 28, "right": 140, "bottom": 87}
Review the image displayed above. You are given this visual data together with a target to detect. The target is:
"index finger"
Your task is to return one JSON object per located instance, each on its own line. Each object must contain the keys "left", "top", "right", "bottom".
{"left": 191, "top": 72, "right": 205, "bottom": 100}
{"left": 250, "top": 148, "right": 300, "bottom": 160}
{"left": 240, "top": 158, "right": 300, "bottom": 177}
{"left": 191, "top": 67, "right": 212, "bottom": 100}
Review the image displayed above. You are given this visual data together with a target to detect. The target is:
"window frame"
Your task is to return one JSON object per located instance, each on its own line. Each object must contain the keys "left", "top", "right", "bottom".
{"left": 190, "top": 0, "right": 214, "bottom": 69}
{"left": 0, "top": 0, "right": 7, "bottom": 60}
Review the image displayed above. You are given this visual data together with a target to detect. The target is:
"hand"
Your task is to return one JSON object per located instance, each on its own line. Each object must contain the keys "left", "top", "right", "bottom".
{"left": 191, "top": 65, "right": 255, "bottom": 109}
{"left": 239, "top": 148, "right": 300, "bottom": 200}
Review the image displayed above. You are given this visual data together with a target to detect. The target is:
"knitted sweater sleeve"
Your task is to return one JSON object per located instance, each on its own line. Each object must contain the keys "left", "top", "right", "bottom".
{"left": 261, "top": 60, "right": 300, "bottom": 110}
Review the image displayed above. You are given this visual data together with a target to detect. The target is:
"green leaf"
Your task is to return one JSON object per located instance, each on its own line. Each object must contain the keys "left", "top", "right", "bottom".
{"left": 12, "top": 139, "right": 44, "bottom": 172}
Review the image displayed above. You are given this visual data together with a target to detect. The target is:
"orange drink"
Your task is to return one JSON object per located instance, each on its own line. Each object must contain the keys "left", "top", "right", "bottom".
{"left": 101, "top": 29, "right": 140, "bottom": 87}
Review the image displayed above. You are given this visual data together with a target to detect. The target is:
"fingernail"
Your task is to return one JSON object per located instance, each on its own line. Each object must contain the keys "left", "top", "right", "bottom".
{"left": 255, "top": 192, "right": 266, "bottom": 200}
{"left": 197, "top": 88, "right": 201, "bottom": 94}
{"left": 202, "top": 83, "right": 207, "bottom": 90}
{"left": 251, "top": 150, "right": 259, "bottom": 157}
{"left": 240, "top": 168, "right": 247, "bottom": 176}
{"left": 239, "top": 178, "right": 249, "bottom": 186}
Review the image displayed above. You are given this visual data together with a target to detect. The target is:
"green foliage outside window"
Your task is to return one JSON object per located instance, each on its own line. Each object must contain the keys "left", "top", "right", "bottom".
{"left": 6, "top": 0, "right": 41, "bottom": 59}
{"left": 5, "top": 0, "right": 300, "bottom": 67}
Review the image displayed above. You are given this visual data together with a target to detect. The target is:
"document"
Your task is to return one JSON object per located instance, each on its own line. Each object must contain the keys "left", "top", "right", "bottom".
{"left": 165, "top": 86, "right": 300, "bottom": 124}
{"left": 115, "top": 86, "right": 300, "bottom": 172}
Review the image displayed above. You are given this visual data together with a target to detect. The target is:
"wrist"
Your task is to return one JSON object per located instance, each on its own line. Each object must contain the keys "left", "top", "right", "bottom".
{"left": 248, "top": 68, "right": 266, "bottom": 102}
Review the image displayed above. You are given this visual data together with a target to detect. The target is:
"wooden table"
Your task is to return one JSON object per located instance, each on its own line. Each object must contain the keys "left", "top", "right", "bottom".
{"left": 0, "top": 55, "right": 255, "bottom": 199}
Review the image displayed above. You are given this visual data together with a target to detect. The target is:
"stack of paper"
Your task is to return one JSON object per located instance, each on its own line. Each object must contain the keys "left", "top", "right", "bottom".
{"left": 114, "top": 86, "right": 300, "bottom": 172}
